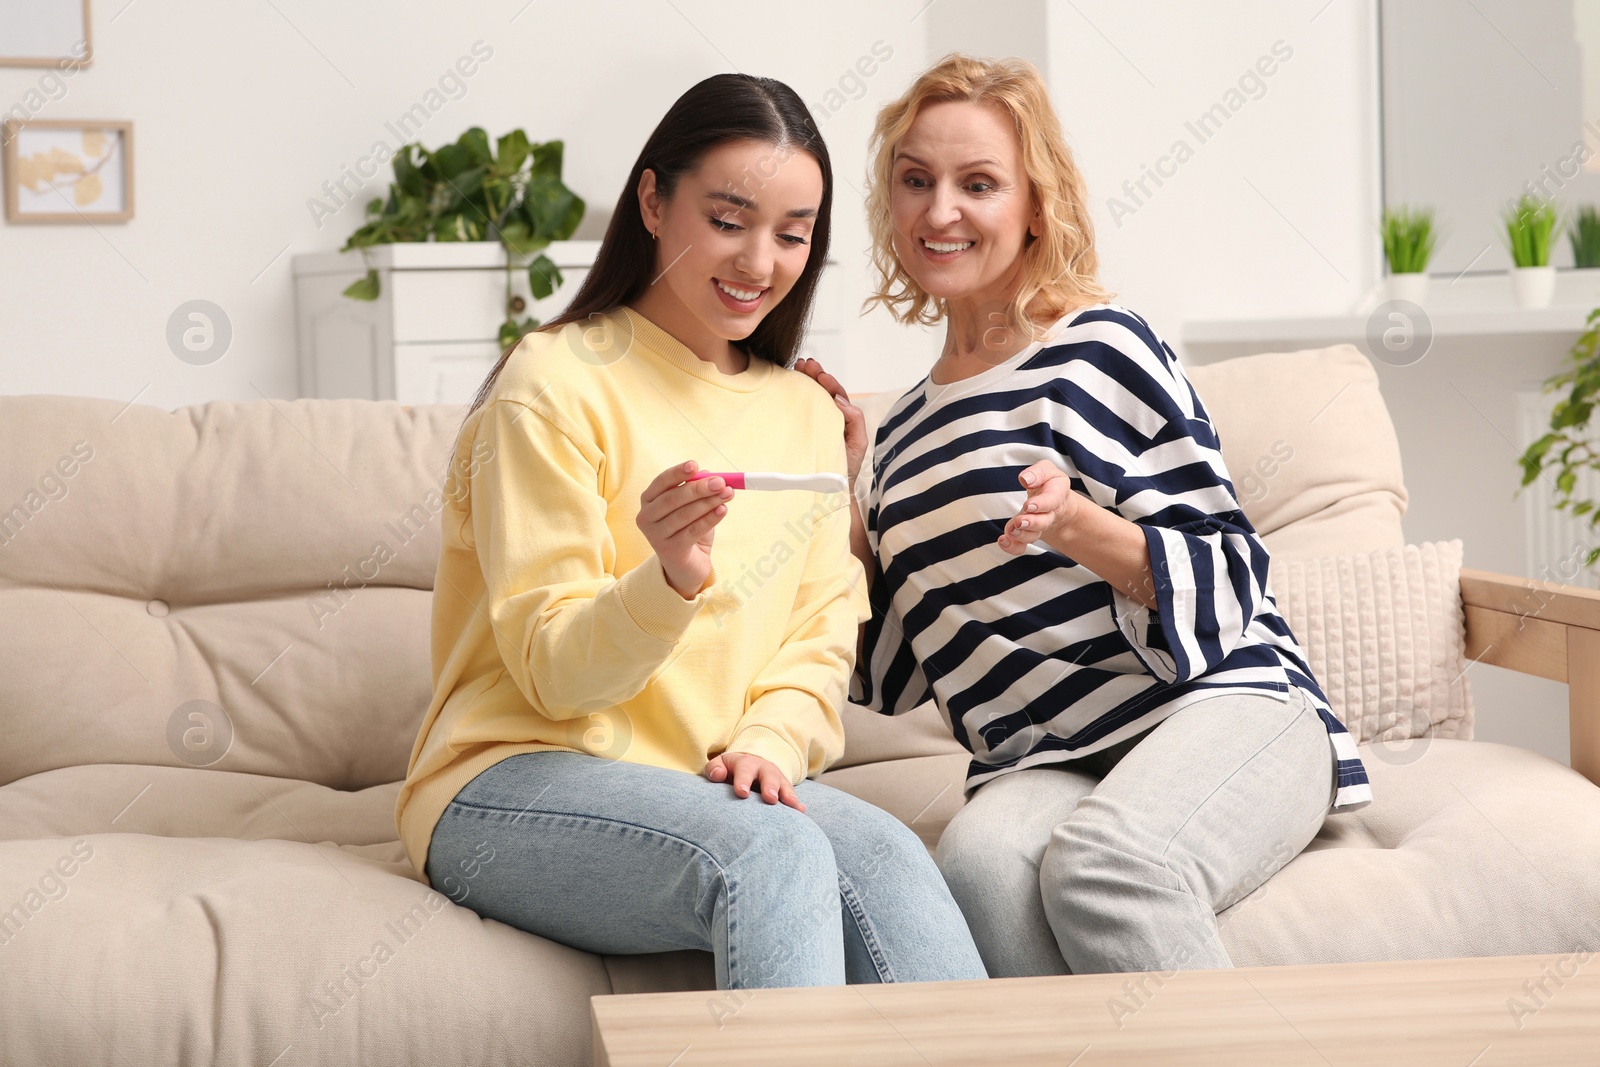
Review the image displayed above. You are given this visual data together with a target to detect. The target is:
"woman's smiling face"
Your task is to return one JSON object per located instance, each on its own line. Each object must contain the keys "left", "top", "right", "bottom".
{"left": 640, "top": 138, "right": 823, "bottom": 345}
{"left": 889, "top": 100, "right": 1039, "bottom": 308}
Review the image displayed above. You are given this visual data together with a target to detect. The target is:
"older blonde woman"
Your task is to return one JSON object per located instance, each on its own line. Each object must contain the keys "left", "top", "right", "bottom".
{"left": 799, "top": 55, "right": 1371, "bottom": 978}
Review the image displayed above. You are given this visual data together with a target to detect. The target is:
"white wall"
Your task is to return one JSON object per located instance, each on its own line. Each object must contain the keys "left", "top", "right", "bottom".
{"left": 0, "top": 0, "right": 938, "bottom": 406}
{"left": 0, "top": 0, "right": 1383, "bottom": 401}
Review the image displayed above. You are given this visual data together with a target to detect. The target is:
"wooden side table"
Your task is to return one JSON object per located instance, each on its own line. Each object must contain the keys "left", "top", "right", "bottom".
{"left": 592, "top": 952, "right": 1600, "bottom": 1065}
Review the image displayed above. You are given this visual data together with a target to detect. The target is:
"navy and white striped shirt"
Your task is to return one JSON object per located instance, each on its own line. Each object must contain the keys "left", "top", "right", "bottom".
{"left": 850, "top": 304, "right": 1372, "bottom": 815}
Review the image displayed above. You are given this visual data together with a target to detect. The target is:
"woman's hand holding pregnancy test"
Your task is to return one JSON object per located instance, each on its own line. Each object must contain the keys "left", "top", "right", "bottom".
{"left": 636, "top": 461, "right": 734, "bottom": 600}
{"left": 688, "top": 470, "right": 848, "bottom": 493}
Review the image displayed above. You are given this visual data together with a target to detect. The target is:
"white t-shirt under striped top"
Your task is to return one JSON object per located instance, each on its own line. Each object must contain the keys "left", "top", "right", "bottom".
{"left": 849, "top": 304, "right": 1373, "bottom": 815}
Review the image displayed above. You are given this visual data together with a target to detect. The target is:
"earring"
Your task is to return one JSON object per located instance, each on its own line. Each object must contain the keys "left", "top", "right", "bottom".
{"left": 651, "top": 229, "right": 659, "bottom": 240}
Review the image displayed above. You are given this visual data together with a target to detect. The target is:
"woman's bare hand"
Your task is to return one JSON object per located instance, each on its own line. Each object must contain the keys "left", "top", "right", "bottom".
{"left": 998, "top": 460, "right": 1083, "bottom": 555}
{"left": 636, "top": 460, "right": 734, "bottom": 598}
{"left": 795, "top": 357, "right": 867, "bottom": 486}
{"left": 704, "top": 751, "right": 806, "bottom": 812}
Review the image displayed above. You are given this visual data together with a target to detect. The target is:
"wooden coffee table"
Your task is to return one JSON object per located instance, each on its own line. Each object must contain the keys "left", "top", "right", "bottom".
{"left": 591, "top": 952, "right": 1600, "bottom": 1065}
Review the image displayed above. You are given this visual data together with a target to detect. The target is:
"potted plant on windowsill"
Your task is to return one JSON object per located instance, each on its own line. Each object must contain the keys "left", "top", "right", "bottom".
{"left": 1505, "top": 193, "right": 1562, "bottom": 309}
{"left": 1571, "top": 205, "right": 1600, "bottom": 270}
{"left": 338, "top": 127, "right": 585, "bottom": 348}
{"left": 1567, "top": 205, "right": 1600, "bottom": 304}
{"left": 1381, "top": 206, "right": 1436, "bottom": 304}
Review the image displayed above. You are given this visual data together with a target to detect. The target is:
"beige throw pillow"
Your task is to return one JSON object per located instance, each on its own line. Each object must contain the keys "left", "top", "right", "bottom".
{"left": 1268, "top": 540, "right": 1474, "bottom": 747}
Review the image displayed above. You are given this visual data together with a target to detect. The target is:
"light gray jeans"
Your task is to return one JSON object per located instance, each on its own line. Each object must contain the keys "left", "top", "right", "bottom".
{"left": 935, "top": 685, "right": 1336, "bottom": 977}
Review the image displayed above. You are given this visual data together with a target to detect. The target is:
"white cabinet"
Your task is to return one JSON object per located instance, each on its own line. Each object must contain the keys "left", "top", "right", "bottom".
{"left": 290, "top": 240, "right": 845, "bottom": 404}
{"left": 290, "top": 240, "right": 601, "bottom": 403}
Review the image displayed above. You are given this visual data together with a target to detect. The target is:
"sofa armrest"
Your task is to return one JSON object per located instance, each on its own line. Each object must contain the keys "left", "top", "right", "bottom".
{"left": 1460, "top": 567, "right": 1600, "bottom": 788}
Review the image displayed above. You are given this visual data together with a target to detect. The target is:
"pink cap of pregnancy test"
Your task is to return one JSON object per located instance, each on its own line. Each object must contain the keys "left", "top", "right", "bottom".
{"left": 689, "top": 471, "right": 745, "bottom": 489}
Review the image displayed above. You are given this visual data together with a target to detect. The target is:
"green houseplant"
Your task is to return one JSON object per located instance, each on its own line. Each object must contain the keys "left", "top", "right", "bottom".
{"left": 339, "top": 127, "right": 585, "bottom": 348}
{"left": 1504, "top": 194, "right": 1562, "bottom": 308}
{"left": 1380, "top": 206, "right": 1437, "bottom": 304}
{"left": 1571, "top": 205, "right": 1600, "bottom": 269}
{"left": 1505, "top": 194, "right": 1562, "bottom": 266}
{"left": 1519, "top": 307, "right": 1600, "bottom": 567}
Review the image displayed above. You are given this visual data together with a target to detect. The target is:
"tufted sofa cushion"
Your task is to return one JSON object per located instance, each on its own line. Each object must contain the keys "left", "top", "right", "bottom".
{"left": 0, "top": 396, "right": 457, "bottom": 794}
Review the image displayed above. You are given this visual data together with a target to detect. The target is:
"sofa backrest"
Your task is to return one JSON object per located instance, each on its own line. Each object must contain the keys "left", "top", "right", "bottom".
{"left": 1186, "top": 344, "right": 1407, "bottom": 557}
{"left": 0, "top": 395, "right": 460, "bottom": 792}
{"left": 0, "top": 343, "right": 1405, "bottom": 790}
{"left": 852, "top": 342, "right": 1407, "bottom": 560}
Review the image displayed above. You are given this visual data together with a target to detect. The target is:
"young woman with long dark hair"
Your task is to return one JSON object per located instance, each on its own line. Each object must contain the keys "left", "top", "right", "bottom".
{"left": 394, "top": 73, "right": 986, "bottom": 990}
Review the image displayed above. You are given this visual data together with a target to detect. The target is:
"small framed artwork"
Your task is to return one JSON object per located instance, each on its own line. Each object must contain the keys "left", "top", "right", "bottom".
{"left": 0, "top": 0, "right": 92, "bottom": 67}
{"left": 3, "top": 119, "right": 132, "bottom": 222}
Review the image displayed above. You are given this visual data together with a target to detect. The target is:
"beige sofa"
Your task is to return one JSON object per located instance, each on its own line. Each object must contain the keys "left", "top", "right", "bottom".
{"left": 3, "top": 343, "right": 1599, "bottom": 1066}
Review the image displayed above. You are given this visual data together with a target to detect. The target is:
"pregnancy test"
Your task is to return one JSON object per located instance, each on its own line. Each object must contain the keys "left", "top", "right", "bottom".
{"left": 690, "top": 471, "right": 848, "bottom": 493}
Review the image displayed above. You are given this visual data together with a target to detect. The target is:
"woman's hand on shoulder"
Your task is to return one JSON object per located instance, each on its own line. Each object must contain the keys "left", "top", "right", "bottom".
{"left": 637, "top": 461, "right": 735, "bottom": 599}
{"left": 704, "top": 752, "right": 806, "bottom": 812}
{"left": 998, "top": 460, "right": 1084, "bottom": 555}
{"left": 795, "top": 357, "right": 867, "bottom": 487}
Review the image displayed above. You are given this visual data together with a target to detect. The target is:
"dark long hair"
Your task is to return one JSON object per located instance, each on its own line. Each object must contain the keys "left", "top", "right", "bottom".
{"left": 459, "top": 73, "right": 833, "bottom": 429}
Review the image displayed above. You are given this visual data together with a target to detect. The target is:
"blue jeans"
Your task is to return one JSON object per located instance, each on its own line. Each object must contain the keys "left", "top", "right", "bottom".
{"left": 935, "top": 686, "right": 1336, "bottom": 977}
{"left": 426, "top": 750, "right": 988, "bottom": 989}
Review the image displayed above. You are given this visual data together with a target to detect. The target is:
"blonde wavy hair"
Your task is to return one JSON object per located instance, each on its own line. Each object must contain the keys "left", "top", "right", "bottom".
{"left": 864, "top": 53, "right": 1112, "bottom": 338}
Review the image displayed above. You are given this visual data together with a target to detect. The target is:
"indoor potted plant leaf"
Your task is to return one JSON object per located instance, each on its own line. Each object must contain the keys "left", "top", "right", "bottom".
{"left": 1381, "top": 206, "right": 1437, "bottom": 304}
{"left": 1504, "top": 193, "right": 1562, "bottom": 308}
{"left": 1518, "top": 305, "right": 1600, "bottom": 568}
{"left": 1571, "top": 205, "right": 1600, "bottom": 270}
{"left": 338, "top": 126, "right": 586, "bottom": 349}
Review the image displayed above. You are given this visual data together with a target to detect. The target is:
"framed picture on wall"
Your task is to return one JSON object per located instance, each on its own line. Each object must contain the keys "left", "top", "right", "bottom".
{"left": 0, "top": 0, "right": 92, "bottom": 67}
{"left": 2, "top": 119, "right": 132, "bottom": 222}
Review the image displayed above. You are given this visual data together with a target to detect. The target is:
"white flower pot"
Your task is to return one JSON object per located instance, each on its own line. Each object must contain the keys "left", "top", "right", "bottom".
{"left": 1384, "top": 272, "right": 1429, "bottom": 305}
{"left": 1512, "top": 265, "right": 1557, "bottom": 308}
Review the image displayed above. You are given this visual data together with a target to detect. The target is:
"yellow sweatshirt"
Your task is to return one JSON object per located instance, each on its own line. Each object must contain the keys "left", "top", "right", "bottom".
{"left": 395, "top": 306, "right": 870, "bottom": 883}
